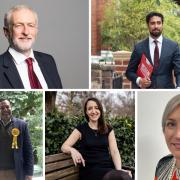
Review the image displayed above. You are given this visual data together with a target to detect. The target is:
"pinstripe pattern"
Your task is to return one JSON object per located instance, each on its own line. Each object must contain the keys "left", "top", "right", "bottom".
{"left": 155, "top": 155, "right": 180, "bottom": 180}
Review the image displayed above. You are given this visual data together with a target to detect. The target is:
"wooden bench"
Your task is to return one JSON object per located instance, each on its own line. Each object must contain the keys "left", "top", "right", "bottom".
{"left": 46, "top": 153, "right": 135, "bottom": 180}
{"left": 45, "top": 153, "right": 79, "bottom": 180}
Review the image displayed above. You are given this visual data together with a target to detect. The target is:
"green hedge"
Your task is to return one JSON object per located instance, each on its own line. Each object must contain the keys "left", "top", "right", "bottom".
{"left": 45, "top": 112, "right": 134, "bottom": 167}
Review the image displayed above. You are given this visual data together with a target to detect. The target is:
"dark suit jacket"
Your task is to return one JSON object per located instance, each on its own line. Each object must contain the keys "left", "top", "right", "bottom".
{"left": 0, "top": 51, "right": 62, "bottom": 89}
{"left": 125, "top": 37, "right": 180, "bottom": 89}
{"left": 12, "top": 117, "right": 34, "bottom": 180}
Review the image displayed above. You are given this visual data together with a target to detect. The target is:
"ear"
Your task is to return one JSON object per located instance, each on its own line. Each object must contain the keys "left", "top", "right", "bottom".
{"left": 3, "top": 27, "right": 10, "bottom": 38}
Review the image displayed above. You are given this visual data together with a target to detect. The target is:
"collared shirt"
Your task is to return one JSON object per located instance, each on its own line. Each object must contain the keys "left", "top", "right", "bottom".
{"left": 0, "top": 119, "right": 12, "bottom": 127}
{"left": 8, "top": 47, "right": 48, "bottom": 89}
{"left": 149, "top": 35, "right": 163, "bottom": 64}
{"left": 136, "top": 35, "right": 163, "bottom": 87}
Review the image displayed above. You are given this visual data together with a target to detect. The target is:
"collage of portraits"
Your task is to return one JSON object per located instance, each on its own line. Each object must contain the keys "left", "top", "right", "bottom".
{"left": 0, "top": 0, "right": 180, "bottom": 180}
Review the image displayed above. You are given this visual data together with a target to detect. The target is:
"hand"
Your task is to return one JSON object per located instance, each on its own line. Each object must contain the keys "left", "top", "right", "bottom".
{"left": 139, "top": 77, "right": 151, "bottom": 88}
{"left": 25, "top": 176, "right": 32, "bottom": 180}
{"left": 70, "top": 148, "right": 85, "bottom": 167}
{"left": 121, "top": 169, "right": 132, "bottom": 178}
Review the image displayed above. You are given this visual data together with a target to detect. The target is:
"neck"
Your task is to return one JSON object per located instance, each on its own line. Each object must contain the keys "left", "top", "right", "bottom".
{"left": 88, "top": 121, "right": 98, "bottom": 129}
{"left": 150, "top": 34, "right": 161, "bottom": 40}
{"left": 11, "top": 46, "right": 31, "bottom": 57}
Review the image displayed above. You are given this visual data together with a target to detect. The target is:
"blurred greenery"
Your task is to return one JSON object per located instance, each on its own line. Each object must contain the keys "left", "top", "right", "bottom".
{"left": 45, "top": 111, "right": 135, "bottom": 167}
{"left": 0, "top": 91, "right": 43, "bottom": 169}
{"left": 101, "top": 0, "right": 180, "bottom": 51}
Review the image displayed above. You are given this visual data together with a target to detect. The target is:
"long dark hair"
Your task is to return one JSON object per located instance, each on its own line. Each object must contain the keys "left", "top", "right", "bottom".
{"left": 84, "top": 97, "right": 110, "bottom": 134}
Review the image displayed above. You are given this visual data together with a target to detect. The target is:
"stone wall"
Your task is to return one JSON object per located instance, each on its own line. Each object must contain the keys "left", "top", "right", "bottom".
{"left": 113, "top": 51, "right": 132, "bottom": 89}
{"left": 91, "top": 64, "right": 115, "bottom": 89}
{"left": 91, "top": 51, "right": 132, "bottom": 89}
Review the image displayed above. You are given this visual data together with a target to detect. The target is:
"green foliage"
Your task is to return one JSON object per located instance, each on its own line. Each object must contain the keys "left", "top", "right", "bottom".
{"left": 110, "top": 116, "right": 135, "bottom": 167}
{"left": 0, "top": 91, "right": 43, "bottom": 168}
{"left": 45, "top": 110, "right": 85, "bottom": 155}
{"left": 45, "top": 112, "right": 135, "bottom": 167}
{"left": 101, "top": 0, "right": 180, "bottom": 51}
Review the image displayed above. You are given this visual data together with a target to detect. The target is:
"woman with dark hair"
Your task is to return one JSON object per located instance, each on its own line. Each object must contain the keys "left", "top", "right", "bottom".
{"left": 61, "top": 97, "right": 131, "bottom": 180}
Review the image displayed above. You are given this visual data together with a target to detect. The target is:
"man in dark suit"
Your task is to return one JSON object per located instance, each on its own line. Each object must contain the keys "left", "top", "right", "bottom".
{"left": 0, "top": 99, "right": 33, "bottom": 180}
{"left": 126, "top": 12, "right": 180, "bottom": 89}
{"left": 0, "top": 5, "right": 62, "bottom": 89}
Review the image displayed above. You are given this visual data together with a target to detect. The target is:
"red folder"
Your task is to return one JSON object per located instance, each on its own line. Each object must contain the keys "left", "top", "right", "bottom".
{"left": 136, "top": 53, "right": 153, "bottom": 79}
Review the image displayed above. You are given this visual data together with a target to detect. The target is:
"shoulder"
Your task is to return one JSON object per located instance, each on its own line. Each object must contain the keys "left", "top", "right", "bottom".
{"left": 163, "top": 37, "right": 178, "bottom": 47}
{"left": 135, "top": 38, "right": 149, "bottom": 48}
{"left": 12, "top": 117, "right": 27, "bottom": 126}
{"left": 76, "top": 122, "right": 88, "bottom": 132}
{"left": 0, "top": 51, "right": 8, "bottom": 57}
{"left": 155, "top": 154, "right": 173, "bottom": 176}
{"left": 33, "top": 51, "right": 55, "bottom": 61}
{"left": 107, "top": 123, "right": 113, "bottom": 134}
{"left": 0, "top": 51, "right": 11, "bottom": 62}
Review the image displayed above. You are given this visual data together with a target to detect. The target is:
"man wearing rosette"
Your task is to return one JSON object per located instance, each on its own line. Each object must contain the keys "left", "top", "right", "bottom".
{"left": 0, "top": 99, "right": 33, "bottom": 180}
{"left": 126, "top": 12, "right": 180, "bottom": 89}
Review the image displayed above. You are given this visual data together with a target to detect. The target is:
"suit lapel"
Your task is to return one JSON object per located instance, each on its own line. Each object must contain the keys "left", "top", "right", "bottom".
{"left": 34, "top": 52, "right": 53, "bottom": 88}
{"left": 142, "top": 38, "right": 153, "bottom": 66}
{"left": 159, "top": 37, "right": 167, "bottom": 65}
{"left": 2, "top": 51, "right": 24, "bottom": 88}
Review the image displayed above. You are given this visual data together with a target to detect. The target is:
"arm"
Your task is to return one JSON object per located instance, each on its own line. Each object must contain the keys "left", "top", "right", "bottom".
{"left": 108, "top": 130, "right": 122, "bottom": 170}
{"left": 61, "top": 129, "right": 85, "bottom": 166}
{"left": 126, "top": 44, "right": 151, "bottom": 88}
{"left": 173, "top": 43, "right": 180, "bottom": 87}
{"left": 108, "top": 130, "right": 132, "bottom": 177}
{"left": 23, "top": 123, "right": 34, "bottom": 178}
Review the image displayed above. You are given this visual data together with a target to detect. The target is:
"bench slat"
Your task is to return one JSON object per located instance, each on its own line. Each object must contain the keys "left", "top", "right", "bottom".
{"left": 46, "top": 153, "right": 71, "bottom": 164}
{"left": 46, "top": 166, "right": 79, "bottom": 180}
{"left": 46, "top": 159, "right": 75, "bottom": 173}
{"left": 60, "top": 173, "right": 79, "bottom": 180}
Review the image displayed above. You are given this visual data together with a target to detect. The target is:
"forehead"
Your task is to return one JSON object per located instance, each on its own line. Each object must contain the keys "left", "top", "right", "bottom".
{"left": 167, "top": 105, "right": 180, "bottom": 120}
{"left": 149, "top": 16, "right": 162, "bottom": 23}
{"left": 86, "top": 100, "right": 98, "bottom": 107}
{"left": 11, "top": 8, "right": 36, "bottom": 24}
{"left": 0, "top": 100, "right": 11, "bottom": 106}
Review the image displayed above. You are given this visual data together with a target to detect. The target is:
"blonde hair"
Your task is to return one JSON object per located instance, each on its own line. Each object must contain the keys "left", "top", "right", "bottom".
{"left": 162, "top": 94, "right": 180, "bottom": 131}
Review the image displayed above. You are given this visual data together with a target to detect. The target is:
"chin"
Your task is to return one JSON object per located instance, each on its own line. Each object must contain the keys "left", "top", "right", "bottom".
{"left": 13, "top": 40, "right": 34, "bottom": 52}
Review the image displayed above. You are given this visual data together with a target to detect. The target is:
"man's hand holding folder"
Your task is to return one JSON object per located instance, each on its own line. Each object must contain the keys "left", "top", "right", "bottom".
{"left": 136, "top": 53, "right": 153, "bottom": 88}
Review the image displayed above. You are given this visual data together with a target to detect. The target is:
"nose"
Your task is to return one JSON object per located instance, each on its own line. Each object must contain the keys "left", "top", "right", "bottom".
{"left": 175, "top": 125, "right": 180, "bottom": 139}
{"left": 22, "top": 25, "right": 30, "bottom": 35}
{"left": 92, "top": 107, "right": 96, "bottom": 113}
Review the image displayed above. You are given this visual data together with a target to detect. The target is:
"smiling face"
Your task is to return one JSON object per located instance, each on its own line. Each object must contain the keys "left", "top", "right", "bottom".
{"left": 86, "top": 100, "right": 101, "bottom": 123}
{"left": 0, "top": 100, "right": 12, "bottom": 122}
{"left": 148, "top": 16, "right": 163, "bottom": 38}
{"left": 164, "top": 105, "right": 180, "bottom": 160}
{"left": 4, "top": 8, "right": 38, "bottom": 56}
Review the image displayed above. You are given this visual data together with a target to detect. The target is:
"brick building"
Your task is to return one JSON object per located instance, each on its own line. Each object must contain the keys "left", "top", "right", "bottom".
{"left": 91, "top": 0, "right": 107, "bottom": 55}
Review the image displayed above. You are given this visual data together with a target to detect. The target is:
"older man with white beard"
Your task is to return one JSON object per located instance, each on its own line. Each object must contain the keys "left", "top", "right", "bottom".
{"left": 0, "top": 5, "right": 62, "bottom": 89}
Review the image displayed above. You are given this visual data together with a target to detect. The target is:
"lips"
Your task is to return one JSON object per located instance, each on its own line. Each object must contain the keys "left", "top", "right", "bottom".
{"left": 172, "top": 143, "right": 180, "bottom": 150}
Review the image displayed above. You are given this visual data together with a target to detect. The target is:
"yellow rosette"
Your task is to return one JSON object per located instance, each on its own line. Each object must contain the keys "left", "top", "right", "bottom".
{"left": 11, "top": 128, "right": 20, "bottom": 149}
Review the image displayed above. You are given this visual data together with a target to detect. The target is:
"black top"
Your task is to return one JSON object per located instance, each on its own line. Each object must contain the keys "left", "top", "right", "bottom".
{"left": 76, "top": 122, "right": 114, "bottom": 169}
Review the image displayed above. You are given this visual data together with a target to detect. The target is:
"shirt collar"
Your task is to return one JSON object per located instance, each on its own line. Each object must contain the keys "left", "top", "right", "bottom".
{"left": 0, "top": 118, "right": 12, "bottom": 127}
{"left": 8, "top": 47, "right": 36, "bottom": 65}
{"left": 149, "top": 34, "right": 163, "bottom": 45}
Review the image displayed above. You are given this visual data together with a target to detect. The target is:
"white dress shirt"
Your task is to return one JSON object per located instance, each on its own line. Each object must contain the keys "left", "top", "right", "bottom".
{"left": 136, "top": 35, "right": 163, "bottom": 86}
{"left": 8, "top": 48, "right": 48, "bottom": 89}
{"left": 149, "top": 35, "right": 163, "bottom": 64}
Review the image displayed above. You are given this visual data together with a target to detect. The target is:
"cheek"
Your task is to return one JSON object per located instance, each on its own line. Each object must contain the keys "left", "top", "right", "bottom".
{"left": 12, "top": 29, "right": 21, "bottom": 38}
{"left": 164, "top": 130, "right": 173, "bottom": 142}
{"left": 31, "top": 29, "right": 38, "bottom": 37}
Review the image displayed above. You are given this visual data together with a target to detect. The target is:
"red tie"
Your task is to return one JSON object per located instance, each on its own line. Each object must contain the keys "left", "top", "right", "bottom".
{"left": 26, "top": 58, "right": 42, "bottom": 89}
{"left": 154, "top": 40, "right": 159, "bottom": 70}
